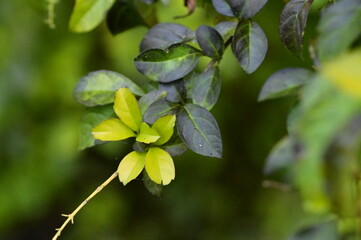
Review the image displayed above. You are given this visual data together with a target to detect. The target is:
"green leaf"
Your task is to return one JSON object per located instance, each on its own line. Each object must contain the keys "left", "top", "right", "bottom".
{"left": 92, "top": 118, "right": 136, "bottom": 141}
{"left": 232, "top": 20, "right": 268, "bottom": 74}
{"left": 214, "top": 21, "right": 237, "bottom": 42}
{"left": 134, "top": 43, "right": 202, "bottom": 83}
{"left": 176, "top": 104, "right": 222, "bottom": 158}
{"left": 258, "top": 68, "right": 314, "bottom": 101}
{"left": 279, "top": 0, "right": 313, "bottom": 57}
{"left": 289, "top": 220, "right": 338, "bottom": 240}
{"left": 152, "top": 115, "right": 176, "bottom": 145}
{"left": 140, "top": 23, "right": 195, "bottom": 51}
{"left": 143, "top": 171, "right": 162, "bottom": 197}
{"left": 69, "top": 0, "right": 115, "bottom": 33}
{"left": 143, "top": 100, "right": 179, "bottom": 124}
{"left": 212, "top": 0, "right": 268, "bottom": 19}
{"left": 138, "top": 90, "right": 168, "bottom": 115}
{"left": 159, "top": 79, "right": 186, "bottom": 103}
{"left": 136, "top": 122, "right": 160, "bottom": 144}
{"left": 196, "top": 25, "right": 224, "bottom": 59}
{"left": 317, "top": 0, "right": 361, "bottom": 62}
{"left": 191, "top": 66, "right": 221, "bottom": 110}
{"left": 74, "top": 70, "right": 145, "bottom": 107}
{"left": 114, "top": 88, "right": 142, "bottom": 132}
{"left": 79, "top": 105, "right": 116, "bottom": 150}
{"left": 117, "top": 151, "right": 146, "bottom": 185}
{"left": 162, "top": 135, "right": 188, "bottom": 156}
{"left": 145, "top": 147, "right": 175, "bottom": 185}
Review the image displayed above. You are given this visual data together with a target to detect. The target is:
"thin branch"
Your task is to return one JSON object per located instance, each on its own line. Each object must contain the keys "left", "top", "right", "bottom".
{"left": 52, "top": 171, "right": 118, "bottom": 240}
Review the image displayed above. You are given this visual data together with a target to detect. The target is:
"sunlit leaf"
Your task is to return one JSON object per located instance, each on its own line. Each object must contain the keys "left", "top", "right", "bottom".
{"left": 114, "top": 88, "right": 142, "bottom": 132}
{"left": 159, "top": 79, "right": 186, "bottom": 103}
{"left": 69, "top": 0, "right": 115, "bottom": 32}
{"left": 145, "top": 147, "right": 175, "bottom": 185}
{"left": 212, "top": 0, "right": 268, "bottom": 19}
{"left": 143, "top": 100, "right": 179, "bottom": 124}
{"left": 138, "top": 90, "right": 168, "bottom": 115}
{"left": 279, "top": 0, "right": 314, "bottom": 57}
{"left": 214, "top": 21, "right": 237, "bottom": 42}
{"left": 92, "top": 118, "right": 135, "bottom": 141}
{"left": 177, "top": 104, "right": 222, "bottom": 158}
{"left": 134, "top": 43, "right": 202, "bottom": 83}
{"left": 74, "top": 70, "right": 144, "bottom": 107}
{"left": 152, "top": 115, "right": 176, "bottom": 145}
{"left": 232, "top": 19, "right": 268, "bottom": 74}
{"left": 117, "top": 151, "right": 146, "bottom": 185}
{"left": 136, "top": 122, "right": 160, "bottom": 144}
{"left": 196, "top": 25, "right": 224, "bottom": 59}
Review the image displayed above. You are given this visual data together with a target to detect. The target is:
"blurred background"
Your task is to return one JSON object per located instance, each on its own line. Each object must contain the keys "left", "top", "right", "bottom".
{"left": 0, "top": 0, "right": 326, "bottom": 239}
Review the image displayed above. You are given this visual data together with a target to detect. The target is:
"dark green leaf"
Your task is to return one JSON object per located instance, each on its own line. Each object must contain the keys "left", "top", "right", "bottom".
{"left": 317, "top": 0, "right": 361, "bottom": 61}
{"left": 159, "top": 79, "right": 186, "bottom": 103}
{"left": 258, "top": 68, "right": 314, "bottom": 101}
{"left": 74, "top": 70, "right": 145, "bottom": 107}
{"left": 196, "top": 25, "right": 224, "bottom": 59}
{"left": 279, "top": 0, "right": 313, "bottom": 57}
{"left": 143, "top": 100, "right": 179, "bottom": 124}
{"left": 140, "top": 23, "right": 195, "bottom": 51}
{"left": 138, "top": 90, "right": 168, "bottom": 115}
{"left": 134, "top": 43, "right": 202, "bottom": 83}
{"left": 143, "top": 171, "right": 162, "bottom": 197}
{"left": 140, "top": 0, "right": 156, "bottom": 4}
{"left": 176, "top": 104, "right": 222, "bottom": 158}
{"left": 288, "top": 220, "right": 338, "bottom": 240}
{"left": 212, "top": 0, "right": 268, "bottom": 19}
{"left": 163, "top": 135, "right": 188, "bottom": 156}
{"left": 214, "top": 21, "right": 237, "bottom": 42}
{"left": 79, "top": 105, "right": 116, "bottom": 150}
{"left": 232, "top": 20, "right": 268, "bottom": 74}
{"left": 133, "top": 141, "right": 148, "bottom": 152}
{"left": 191, "top": 66, "right": 221, "bottom": 110}
{"left": 184, "top": 71, "right": 200, "bottom": 100}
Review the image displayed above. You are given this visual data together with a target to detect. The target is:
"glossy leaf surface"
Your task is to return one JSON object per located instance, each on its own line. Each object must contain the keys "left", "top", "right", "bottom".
{"left": 145, "top": 147, "right": 175, "bottom": 185}
{"left": 92, "top": 118, "right": 135, "bottom": 141}
{"left": 214, "top": 21, "right": 237, "bottom": 42}
{"left": 159, "top": 79, "right": 186, "bottom": 103}
{"left": 117, "top": 151, "right": 146, "bottom": 185}
{"left": 212, "top": 0, "right": 268, "bottom": 19}
{"left": 143, "top": 100, "right": 179, "bottom": 124}
{"left": 196, "top": 25, "right": 224, "bottom": 59}
{"left": 152, "top": 115, "right": 176, "bottom": 145}
{"left": 138, "top": 90, "right": 168, "bottom": 115}
{"left": 136, "top": 122, "right": 160, "bottom": 144}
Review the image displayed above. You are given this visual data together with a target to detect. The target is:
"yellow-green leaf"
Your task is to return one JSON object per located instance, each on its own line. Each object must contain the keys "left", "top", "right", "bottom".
{"left": 145, "top": 147, "right": 175, "bottom": 185}
{"left": 92, "top": 118, "right": 135, "bottom": 141}
{"left": 152, "top": 115, "right": 176, "bottom": 145}
{"left": 114, "top": 88, "right": 142, "bottom": 132}
{"left": 117, "top": 151, "right": 146, "bottom": 185}
{"left": 136, "top": 122, "right": 160, "bottom": 144}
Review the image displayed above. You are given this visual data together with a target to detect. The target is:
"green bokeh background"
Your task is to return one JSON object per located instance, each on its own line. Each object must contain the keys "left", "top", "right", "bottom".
{"left": 0, "top": 1, "right": 326, "bottom": 239}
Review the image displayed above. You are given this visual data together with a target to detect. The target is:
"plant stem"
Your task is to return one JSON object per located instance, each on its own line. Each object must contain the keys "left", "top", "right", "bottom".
{"left": 52, "top": 171, "right": 118, "bottom": 240}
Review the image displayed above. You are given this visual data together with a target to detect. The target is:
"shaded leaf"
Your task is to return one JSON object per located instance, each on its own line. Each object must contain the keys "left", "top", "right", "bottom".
{"left": 134, "top": 43, "right": 202, "bottom": 83}
{"left": 92, "top": 118, "right": 136, "bottom": 141}
{"left": 69, "top": 0, "right": 115, "bottom": 32}
{"left": 162, "top": 134, "right": 188, "bottom": 156}
{"left": 140, "top": 23, "right": 195, "bottom": 51}
{"left": 212, "top": 0, "right": 268, "bottom": 19}
{"left": 159, "top": 79, "right": 186, "bottom": 103}
{"left": 232, "top": 20, "right": 268, "bottom": 74}
{"left": 143, "top": 100, "right": 179, "bottom": 124}
{"left": 279, "top": 0, "right": 314, "bottom": 57}
{"left": 177, "top": 104, "right": 222, "bottom": 158}
{"left": 288, "top": 220, "right": 338, "bottom": 240}
{"left": 152, "top": 115, "right": 176, "bottom": 145}
{"left": 214, "top": 21, "right": 237, "bottom": 42}
{"left": 136, "top": 122, "right": 160, "bottom": 144}
{"left": 117, "top": 151, "right": 146, "bottom": 185}
{"left": 258, "top": 68, "right": 314, "bottom": 101}
{"left": 145, "top": 147, "right": 175, "bottom": 185}
{"left": 196, "top": 25, "right": 224, "bottom": 59}
{"left": 74, "top": 70, "right": 144, "bottom": 107}
{"left": 138, "top": 90, "right": 168, "bottom": 115}
{"left": 143, "top": 171, "right": 162, "bottom": 197}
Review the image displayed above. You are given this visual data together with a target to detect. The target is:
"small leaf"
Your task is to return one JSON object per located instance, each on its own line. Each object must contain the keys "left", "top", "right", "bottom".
{"left": 143, "top": 171, "right": 162, "bottom": 197}
{"left": 163, "top": 136, "right": 188, "bottom": 156}
{"left": 134, "top": 43, "right": 202, "bottom": 83}
{"left": 69, "top": 0, "right": 115, "bottom": 33}
{"left": 196, "top": 25, "right": 224, "bottom": 59}
{"left": 140, "top": 23, "right": 195, "bottom": 51}
{"left": 212, "top": 0, "right": 268, "bottom": 19}
{"left": 117, "top": 151, "right": 146, "bottom": 185}
{"left": 258, "top": 68, "right": 314, "bottom": 101}
{"left": 159, "top": 79, "right": 186, "bottom": 103}
{"left": 145, "top": 147, "right": 175, "bottom": 185}
{"left": 138, "top": 90, "right": 168, "bottom": 115}
{"left": 114, "top": 88, "right": 142, "bottom": 132}
{"left": 74, "top": 70, "right": 145, "bottom": 107}
{"left": 279, "top": 0, "right": 314, "bottom": 57}
{"left": 191, "top": 66, "right": 221, "bottom": 110}
{"left": 177, "top": 104, "right": 222, "bottom": 158}
{"left": 152, "top": 115, "right": 176, "bottom": 145}
{"left": 288, "top": 220, "right": 338, "bottom": 240}
{"left": 143, "top": 100, "right": 179, "bottom": 124}
{"left": 214, "top": 21, "right": 237, "bottom": 42}
{"left": 317, "top": 0, "right": 361, "bottom": 61}
{"left": 136, "top": 122, "right": 160, "bottom": 144}
{"left": 232, "top": 20, "right": 268, "bottom": 74}
{"left": 92, "top": 118, "right": 136, "bottom": 141}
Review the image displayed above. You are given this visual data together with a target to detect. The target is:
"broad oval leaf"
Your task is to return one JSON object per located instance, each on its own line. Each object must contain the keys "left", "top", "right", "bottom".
{"left": 212, "top": 0, "right": 268, "bottom": 19}
{"left": 143, "top": 100, "right": 179, "bottom": 124}
{"left": 152, "top": 115, "right": 176, "bottom": 145}
{"left": 214, "top": 21, "right": 237, "bottom": 42}
{"left": 196, "top": 25, "right": 224, "bottom": 59}
{"left": 191, "top": 66, "right": 221, "bottom": 110}
{"left": 317, "top": 0, "right": 361, "bottom": 62}
{"left": 138, "top": 90, "right": 168, "bottom": 115}
{"left": 232, "top": 20, "right": 268, "bottom": 74}
{"left": 279, "top": 0, "right": 313, "bottom": 57}
{"left": 74, "top": 70, "right": 145, "bottom": 107}
{"left": 140, "top": 23, "right": 195, "bottom": 51}
{"left": 159, "top": 79, "right": 186, "bottom": 103}
{"left": 114, "top": 88, "right": 142, "bottom": 132}
{"left": 136, "top": 122, "right": 160, "bottom": 144}
{"left": 69, "top": 0, "right": 115, "bottom": 32}
{"left": 118, "top": 151, "right": 146, "bottom": 185}
{"left": 258, "top": 67, "right": 314, "bottom": 101}
{"left": 145, "top": 147, "right": 175, "bottom": 185}
{"left": 176, "top": 104, "right": 222, "bottom": 158}
{"left": 92, "top": 118, "right": 136, "bottom": 141}
{"left": 134, "top": 43, "right": 202, "bottom": 83}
